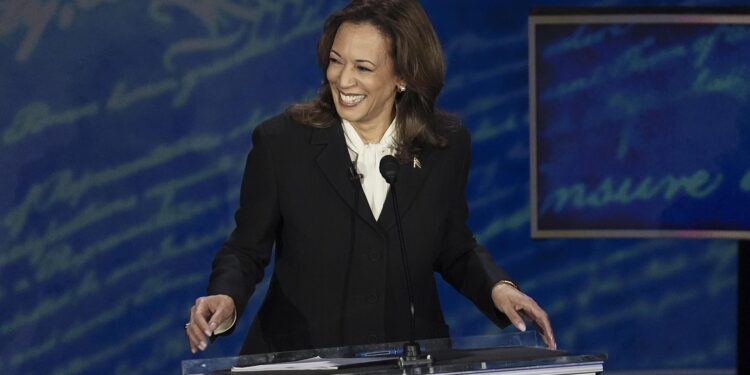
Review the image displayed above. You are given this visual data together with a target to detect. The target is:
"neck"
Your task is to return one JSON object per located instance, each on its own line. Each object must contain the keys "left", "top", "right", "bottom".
{"left": 350, "top": 114, "right": 395, "bottom": 144}
{"left": 353, "top": 124, "right": 387, "bottom": 144}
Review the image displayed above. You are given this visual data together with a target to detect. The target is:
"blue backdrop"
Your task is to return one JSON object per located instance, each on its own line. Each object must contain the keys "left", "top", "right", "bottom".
{"left": 0, "top": 1, "right": 738, "bottom": 374}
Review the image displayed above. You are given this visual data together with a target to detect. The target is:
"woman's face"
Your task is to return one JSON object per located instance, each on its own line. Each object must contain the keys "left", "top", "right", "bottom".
{"left": 327, "top": 22, "right": 402, "bottom": 132}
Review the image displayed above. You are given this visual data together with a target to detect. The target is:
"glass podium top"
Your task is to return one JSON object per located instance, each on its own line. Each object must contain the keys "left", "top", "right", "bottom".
{"left": 181, "top": 332, "right": 606, "bottom": 375}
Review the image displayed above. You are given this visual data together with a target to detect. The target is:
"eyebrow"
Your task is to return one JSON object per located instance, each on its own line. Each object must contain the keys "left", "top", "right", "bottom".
{"left": 330, "top": 49, "right": 377, "bottom": 66}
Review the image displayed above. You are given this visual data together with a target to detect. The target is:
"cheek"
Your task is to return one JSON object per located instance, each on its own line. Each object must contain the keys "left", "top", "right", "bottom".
{"left": 326, "top": 66, "right": 337, "bottom": 84}
{"left": 370, "top": 81, "right": 395, "bottom": 103}
{"left": 371, "top": 74, "right": 395, "bottom": 96}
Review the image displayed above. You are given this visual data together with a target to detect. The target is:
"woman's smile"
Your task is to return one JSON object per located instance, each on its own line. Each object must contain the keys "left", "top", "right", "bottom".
{"left": 338, "top": 91, "right": 367, "bottom": 106}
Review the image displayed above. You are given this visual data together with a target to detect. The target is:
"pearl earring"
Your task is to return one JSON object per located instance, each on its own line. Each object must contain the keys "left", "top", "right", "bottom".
{"left": 398, "top": 85, "right": 406, "bottom": 93}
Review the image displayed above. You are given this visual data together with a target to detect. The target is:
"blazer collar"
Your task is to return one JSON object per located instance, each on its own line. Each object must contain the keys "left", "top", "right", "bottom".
{"left": 311, "top": 122, "right": 434, "bottom": 233}
{"left": 312, "top": 123, "right": 378, "bottom": 231}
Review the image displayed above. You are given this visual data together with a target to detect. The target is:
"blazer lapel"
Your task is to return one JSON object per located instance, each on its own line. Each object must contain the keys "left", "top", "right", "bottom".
{"left": 312, "top": 124, "right": 379, "bottom": 231}
{"left": 378, "top": 149, "right": 434, "bottom": 232}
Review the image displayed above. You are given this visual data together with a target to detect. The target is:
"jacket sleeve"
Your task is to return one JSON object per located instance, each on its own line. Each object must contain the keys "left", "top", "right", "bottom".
{"left": 207, "top": 122, "right": 281, "bottom": 330}
{"left": 433, "top": 126, "right": 513, "bottom": 328}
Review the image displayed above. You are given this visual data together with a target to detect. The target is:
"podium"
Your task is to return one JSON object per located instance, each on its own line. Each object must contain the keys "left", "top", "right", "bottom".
{"left": 181, "top": 332, "right": 606, "bottom": 374}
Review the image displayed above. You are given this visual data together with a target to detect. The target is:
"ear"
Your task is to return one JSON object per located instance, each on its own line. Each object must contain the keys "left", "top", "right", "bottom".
{"left": 396, "top": 79, "right": 407, "bottom": 93}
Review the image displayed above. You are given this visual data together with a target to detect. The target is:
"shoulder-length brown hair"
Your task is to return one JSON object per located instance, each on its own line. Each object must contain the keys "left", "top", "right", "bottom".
{"left": 288, "top": 0, "right": 452, "bottom": 162}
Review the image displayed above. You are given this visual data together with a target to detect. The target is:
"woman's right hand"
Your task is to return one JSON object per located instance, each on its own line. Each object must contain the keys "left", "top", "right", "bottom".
{"left": 185, "top": 294, "right": 235, "bottom": 354}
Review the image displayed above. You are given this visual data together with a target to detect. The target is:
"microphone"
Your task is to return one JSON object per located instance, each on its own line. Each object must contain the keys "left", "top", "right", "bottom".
{"left": 379, "top": 155, "right": 399, "bottom": 184}
{"left": 379, "top": 155, "right": 432, "bottom": 367}
{"left": 348, "top": 162, "right": 362, "bottom": 182}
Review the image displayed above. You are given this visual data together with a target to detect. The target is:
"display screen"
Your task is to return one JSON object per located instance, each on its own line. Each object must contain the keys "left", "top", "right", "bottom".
{"left": 530, "top": 12, "right": 750, "bottom": 238}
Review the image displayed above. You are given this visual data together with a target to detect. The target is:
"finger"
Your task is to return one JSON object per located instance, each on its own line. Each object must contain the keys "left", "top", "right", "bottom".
{"left": 185, "top": 322, "right": 202, "bottom": 353}
{"left": 187, "top": 336, "right": 195, "bottom": 354}
{"left": 207, "top": 300, "right": 232, "bottom": 333}
{"left": 187, "top": 322, "right": 209, "bottom": 351}
{"left": 186, "top": 306, "right": 198, "bottom": 349}
{"left": 188, "top": 341, "right": 196, "bottom": 354}
{"left": 193, "top": 298, "right": 214, "bottom": 337}
{"left": 529, "top": 308, "right": 555, "bottom": 349}
{"left": 503, "top": 304, "right": 527, "bottom": 332}
{"left": 187, "top": 328, "right": 200, "bottom": 353}
{"left": 188, "top": 305, "right": 209, "bottom": 351}
{"left": 520, "top": 310, "right": 554, "bottom": 349}
{"left": 185, "top": 322, "right": 196, "bottom": 354}
{"left": 520, "top": 304, "right": 556, "bottom": 350}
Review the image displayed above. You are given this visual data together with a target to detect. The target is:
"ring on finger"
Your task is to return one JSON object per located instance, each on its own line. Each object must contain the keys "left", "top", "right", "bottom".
{"left": 185, "top": 322, "right": 191, "bottom": 329}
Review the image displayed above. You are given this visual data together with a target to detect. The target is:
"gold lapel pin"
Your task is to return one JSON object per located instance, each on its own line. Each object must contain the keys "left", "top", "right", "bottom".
{"left": 413, "top": 156, "right": 421, "bottom": 169}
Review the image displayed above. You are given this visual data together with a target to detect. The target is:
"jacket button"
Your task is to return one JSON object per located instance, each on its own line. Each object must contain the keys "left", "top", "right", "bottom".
{"left": 366, "top": 293, "right": 379, "bottom": 304}
{"left": 368, "top": 250, "right": 381, "bottom": 261}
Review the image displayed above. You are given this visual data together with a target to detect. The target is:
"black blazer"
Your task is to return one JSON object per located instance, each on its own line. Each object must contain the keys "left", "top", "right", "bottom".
{"left": 208, "top": 112, "right": 512, "bottom": 354}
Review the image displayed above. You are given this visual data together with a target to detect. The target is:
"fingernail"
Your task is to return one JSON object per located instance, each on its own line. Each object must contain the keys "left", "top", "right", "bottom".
{"left": 191, "top": 348, "right": 196, "bottom": 354}
{"left": 204, "top": 329, "right": 212, "bottom": 336}
{"left": 199, "top": 341, "right": 207, "bottom": 350}
{"left": 517, "top": 322, "right": 526, "bottom": 332}
{"left": 209, "top": 322, "right": 217, "bottom": 331}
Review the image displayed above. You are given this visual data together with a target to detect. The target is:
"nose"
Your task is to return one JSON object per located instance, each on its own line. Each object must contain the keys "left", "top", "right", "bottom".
{"left": 338, "top": 64, "right": 356, "bottom": 88}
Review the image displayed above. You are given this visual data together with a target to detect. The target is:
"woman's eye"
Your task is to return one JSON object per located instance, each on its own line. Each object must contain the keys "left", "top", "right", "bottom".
{"left": 357, "top": 66, "right": 373, "bottom": 72}
{"left": 329, "top": 58, "right": 341, "bottom": 64}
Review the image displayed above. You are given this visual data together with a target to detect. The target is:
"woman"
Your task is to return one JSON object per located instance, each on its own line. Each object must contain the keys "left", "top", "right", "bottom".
{"left": 186, "top": 0, "right": 555, "bottom": 355}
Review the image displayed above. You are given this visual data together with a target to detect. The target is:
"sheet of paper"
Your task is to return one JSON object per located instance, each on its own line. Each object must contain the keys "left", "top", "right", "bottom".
{"left": 231, "top": 356, "right": 396, "bottom": 372}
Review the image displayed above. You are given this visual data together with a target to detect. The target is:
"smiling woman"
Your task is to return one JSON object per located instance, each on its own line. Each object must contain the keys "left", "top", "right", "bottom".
{"left": 185, "top": 0, "right": 556, "bottom": 356}
{"left": 288, "top": 0, "right": 449, "bottom": 163}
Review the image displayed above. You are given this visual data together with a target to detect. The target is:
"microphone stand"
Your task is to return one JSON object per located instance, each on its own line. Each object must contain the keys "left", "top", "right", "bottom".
{"left": 380, "top": 156, "right": 433, "bottom": 368}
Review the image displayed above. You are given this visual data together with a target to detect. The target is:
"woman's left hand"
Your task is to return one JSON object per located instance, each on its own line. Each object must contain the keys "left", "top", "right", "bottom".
{"left": 491, "top": 283, "right": 557, "bottom": 350}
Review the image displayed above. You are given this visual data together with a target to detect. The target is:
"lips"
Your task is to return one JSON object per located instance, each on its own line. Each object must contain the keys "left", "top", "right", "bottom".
{"left": 338, "top": 91, "right": 366, "bottom": 106}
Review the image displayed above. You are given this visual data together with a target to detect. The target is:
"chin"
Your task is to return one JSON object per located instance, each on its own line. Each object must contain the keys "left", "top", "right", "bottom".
{"left": 335, "top": 107, "right": 368, "bottom": 124}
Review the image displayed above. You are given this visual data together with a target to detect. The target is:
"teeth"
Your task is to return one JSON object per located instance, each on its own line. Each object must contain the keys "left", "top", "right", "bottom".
{"left": 340, "top": 92, "right": 365, "bottom": 105}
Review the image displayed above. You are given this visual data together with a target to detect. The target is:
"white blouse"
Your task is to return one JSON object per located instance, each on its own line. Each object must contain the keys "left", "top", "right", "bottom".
{"left": 341, "top": 118, "right": 396, "bottom": 220}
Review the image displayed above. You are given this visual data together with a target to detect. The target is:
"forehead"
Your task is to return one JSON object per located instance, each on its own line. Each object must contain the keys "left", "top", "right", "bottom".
{"left": 331, "top": 22, "right": 391, "bottom": 61}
